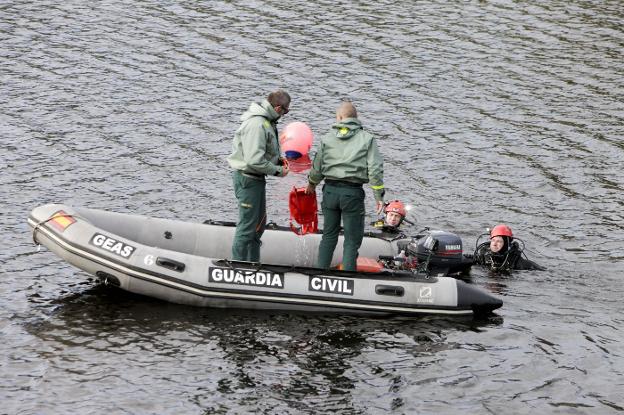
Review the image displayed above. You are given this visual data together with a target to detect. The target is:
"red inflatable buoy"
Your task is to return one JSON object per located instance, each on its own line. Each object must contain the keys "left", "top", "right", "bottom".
{"left": 280, "top": 122, "right": 313, "bottom": 160}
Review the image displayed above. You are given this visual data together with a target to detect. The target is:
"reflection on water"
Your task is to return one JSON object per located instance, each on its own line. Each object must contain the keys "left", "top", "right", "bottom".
{"left": 20, "top": 284, "right": 503, "bottom": 412}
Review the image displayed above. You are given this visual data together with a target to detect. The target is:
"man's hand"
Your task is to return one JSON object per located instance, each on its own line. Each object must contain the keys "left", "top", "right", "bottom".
{"left": 376, "top": 200, "right": 384, "bottom": 215}
{"left": 280, "top": 164, "right": 290, "bottom": 177}
{"left": 305, "top": 183, "right": 316, "bottom": 194}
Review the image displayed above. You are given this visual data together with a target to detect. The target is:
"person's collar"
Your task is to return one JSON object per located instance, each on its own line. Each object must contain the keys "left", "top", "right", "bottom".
{"left": 261, "top": 99, "right": 280, "bottom": 121}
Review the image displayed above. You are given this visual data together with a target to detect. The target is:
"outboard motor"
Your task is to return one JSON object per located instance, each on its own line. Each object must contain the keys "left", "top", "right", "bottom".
{"left": 403, "top": 230, "right": 473, "bottom": 276}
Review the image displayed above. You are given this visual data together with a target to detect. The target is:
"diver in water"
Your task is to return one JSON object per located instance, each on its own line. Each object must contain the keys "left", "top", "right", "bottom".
{"left": 473, "top": 224, "right": 545, "bottom": 272}
{"left": 371, "top": 200, "right": 410, "bottom": 238}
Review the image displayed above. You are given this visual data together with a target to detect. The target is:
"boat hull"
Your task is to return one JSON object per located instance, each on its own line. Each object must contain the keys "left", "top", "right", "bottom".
{"left": 28, "top": 204, "right": 502, "bottom": 316}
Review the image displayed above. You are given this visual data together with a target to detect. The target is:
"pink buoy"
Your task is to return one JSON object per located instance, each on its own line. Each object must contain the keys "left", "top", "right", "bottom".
{"left": 279, "top": 122, "right": 313, "bottom": 160}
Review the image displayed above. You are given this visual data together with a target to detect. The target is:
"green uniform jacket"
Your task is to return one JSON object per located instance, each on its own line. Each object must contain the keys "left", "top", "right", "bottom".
{"left": 227, "top": 99, "right": 283, "bottom": 176}
{"left": 308, "top": 118, "right": 385, "bottom": 201}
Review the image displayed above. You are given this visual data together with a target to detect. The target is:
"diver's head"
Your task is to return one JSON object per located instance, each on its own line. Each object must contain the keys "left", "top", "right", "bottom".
{"left": 490, "top": 224, "right": 513, "bottom": 253}
{"left": 384, "top": 200, "right": 407, "bottom": 228}
{"left": 385, "top": 211, "right": 403, "bottom": 227}
{"left": 490, "top": 236, "right": 507, "bottom": 253}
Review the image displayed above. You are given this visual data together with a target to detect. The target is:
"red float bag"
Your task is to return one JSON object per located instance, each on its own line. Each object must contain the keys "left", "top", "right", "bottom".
{"left": 337, "top": 257, "right": 384, "bottom": 273}
{"left": 289, "top": 186, "right": 318, "bottom": 235}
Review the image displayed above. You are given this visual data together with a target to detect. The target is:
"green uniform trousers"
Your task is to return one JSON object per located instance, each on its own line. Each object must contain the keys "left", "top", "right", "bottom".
{"left": 317, "top": 183, "right": 366, "bottom": 271}
{"left": 232, "top": 170, "right": 266, "bottom": 262}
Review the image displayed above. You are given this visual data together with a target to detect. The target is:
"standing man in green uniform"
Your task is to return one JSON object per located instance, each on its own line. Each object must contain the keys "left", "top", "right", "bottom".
{"left": 305, "top": 101, "right": 385, "bottom": 271}
{"left": 227, "top": 90, "right": 291, "bottom": 262}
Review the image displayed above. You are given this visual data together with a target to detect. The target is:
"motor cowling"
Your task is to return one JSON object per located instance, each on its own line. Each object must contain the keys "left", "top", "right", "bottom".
{"left": 405, "top": 230, "right": 472, "bottom": 276}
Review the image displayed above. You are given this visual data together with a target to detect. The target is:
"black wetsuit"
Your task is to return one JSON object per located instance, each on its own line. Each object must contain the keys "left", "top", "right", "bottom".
{"left": 369, "top": 220, "right": 407, "bottom": 240}
{"left": 473, "top": 241, "right": 545, "bottom": 272}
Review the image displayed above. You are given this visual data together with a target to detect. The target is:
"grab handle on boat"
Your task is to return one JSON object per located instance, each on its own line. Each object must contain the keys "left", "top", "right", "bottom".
{"left": 156, "top": 257, "right": 186, "bottom": 272}
{"left": 375, "top": 285, "right": 405, "bottom": 297}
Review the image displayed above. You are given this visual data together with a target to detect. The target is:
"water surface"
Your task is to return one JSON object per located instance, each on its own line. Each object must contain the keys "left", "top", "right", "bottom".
{"left": 2, "top": 1, "right": 623, "bottom": 413}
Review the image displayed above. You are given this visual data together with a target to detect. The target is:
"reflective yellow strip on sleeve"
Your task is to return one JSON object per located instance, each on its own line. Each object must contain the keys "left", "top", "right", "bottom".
{"left": 371, "top": 185, "right": 385, "bottom": 190}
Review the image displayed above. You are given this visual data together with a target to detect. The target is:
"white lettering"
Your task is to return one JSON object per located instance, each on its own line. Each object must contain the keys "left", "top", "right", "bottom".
{"left": 122, "top": 246, "right": 134, "bottom": 258}
{"left": 234, "top": 272, "right": 245, "bottom": 284}
{"left": 271, "top": 274, "right": 283, "bottom": 288}
{"left": 245, "top": 273, "right": 254, "bottom": 284}
{"left": 342, "top": 281, "right": 353, "bottom": 294}
{"left": 208, "top": 267, "right": 284, "bottom": 289}
{"left": 144, "top": 255, "right": 155, "bottom": 266}
{"left": 256, "top": 272, "right": 266, "bottom": 285}
{"left": 212, "top": 269, "right": 223, "bottom": 281}
{"left": 90, "top": 233, "right": 136, "bottom": 259}
{"left": 102, "top": 238, "right": 115, "bottom": 249}
{"left": 110, "top": 242, "right": 123, "bottom": 255}
{"left": 309, "top": 276, "right": 354, "bottom": 296}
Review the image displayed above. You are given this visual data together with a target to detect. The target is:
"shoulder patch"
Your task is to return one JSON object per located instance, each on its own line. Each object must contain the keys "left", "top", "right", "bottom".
{"left": 263, "top": 120, "right": 271, "bottom": 128}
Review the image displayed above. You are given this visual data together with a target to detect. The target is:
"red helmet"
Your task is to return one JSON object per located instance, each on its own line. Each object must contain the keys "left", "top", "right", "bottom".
{"left": 384, "top": 200, "right": 406, "bottom": 217}
{"left": 490, "top": 224, "right": 513, "bottom": 239}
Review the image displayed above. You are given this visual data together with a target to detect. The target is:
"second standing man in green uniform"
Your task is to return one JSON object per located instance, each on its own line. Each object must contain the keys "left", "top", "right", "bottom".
{"left": 305, "top": 101, "right": 385, "bottom": 271}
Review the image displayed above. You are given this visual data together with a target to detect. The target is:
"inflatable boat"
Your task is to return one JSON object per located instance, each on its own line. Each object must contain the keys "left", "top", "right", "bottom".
{"left": 28, "top": 204, "right": 502, "bottom": 316}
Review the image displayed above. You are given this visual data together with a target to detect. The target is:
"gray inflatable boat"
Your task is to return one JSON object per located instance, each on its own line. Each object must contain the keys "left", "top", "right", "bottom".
{"left": 28, "top": 204, "right": 502, "bottom": 316}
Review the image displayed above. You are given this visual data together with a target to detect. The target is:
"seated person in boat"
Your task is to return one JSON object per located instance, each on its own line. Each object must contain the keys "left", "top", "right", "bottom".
{"left": 472, "top": 224, "right": 545, "bottom": 272}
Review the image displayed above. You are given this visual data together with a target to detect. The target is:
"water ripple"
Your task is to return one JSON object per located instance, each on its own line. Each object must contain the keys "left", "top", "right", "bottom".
{"left": 2, "top": 0, "right": 624, "bottom": 413}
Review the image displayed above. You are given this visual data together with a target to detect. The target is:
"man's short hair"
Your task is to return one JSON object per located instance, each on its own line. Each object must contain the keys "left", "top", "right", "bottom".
{"left": 337, "top": 101, "right": 357, "bottom": 119}
{"left": 267, "top": 90, "right": 291, "bottom": 108}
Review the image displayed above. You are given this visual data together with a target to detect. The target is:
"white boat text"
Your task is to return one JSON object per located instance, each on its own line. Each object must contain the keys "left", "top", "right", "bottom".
{"left": 208, "top": 267, "right": 284, "bottom": 288}
{"left": 90, "top": 233, "right": 135, "bottom": 259}
{"left": 309, "top": 276, "right": 354, "bottom": 296}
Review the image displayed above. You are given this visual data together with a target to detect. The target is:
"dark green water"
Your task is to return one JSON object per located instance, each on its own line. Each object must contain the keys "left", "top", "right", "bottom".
{"left": 2, "top": 1, "right": 623, "bottom": 413}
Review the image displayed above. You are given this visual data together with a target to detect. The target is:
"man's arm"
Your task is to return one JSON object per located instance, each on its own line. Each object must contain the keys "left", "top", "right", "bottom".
{"left": 241, "top": 120, "right": 281, "bottom": 176}
{"left": 367, "top": 137, "right": 385, "bottom": 213}
{"left": 306, "top": 142, "right": 324, "bottom": 193}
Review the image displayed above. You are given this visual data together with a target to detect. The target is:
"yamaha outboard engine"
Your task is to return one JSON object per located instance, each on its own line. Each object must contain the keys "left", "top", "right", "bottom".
{"left": 404, "top": 230, "right": 473, "bottom": 276}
